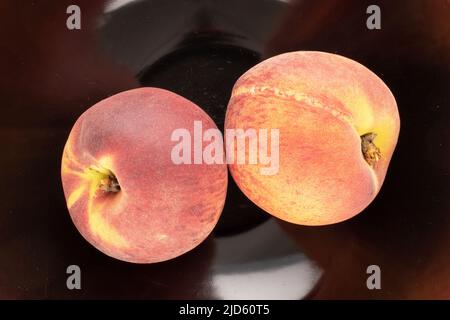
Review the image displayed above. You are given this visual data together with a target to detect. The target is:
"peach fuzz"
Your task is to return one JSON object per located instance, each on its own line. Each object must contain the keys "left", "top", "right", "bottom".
{"left": 61, "top": 87, "right": 227, "bottom": 263}
{"left": 225, "top": 51, "right": 400, "bottom": 226}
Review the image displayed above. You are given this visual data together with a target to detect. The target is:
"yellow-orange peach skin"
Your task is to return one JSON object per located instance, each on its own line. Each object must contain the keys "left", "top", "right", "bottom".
{"left": 225, "top": 51, "right": 400, "bottom": 226}
{"left": 61, "top": 87, "right": 227, "bottom": 263}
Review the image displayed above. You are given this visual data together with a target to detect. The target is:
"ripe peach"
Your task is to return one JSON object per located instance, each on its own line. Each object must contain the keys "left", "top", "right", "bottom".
{"left": 61, "top": 87, "right": 227, "bottom": 263}
{"left": 225, "top": 51, "right": 400, "bottom": 226}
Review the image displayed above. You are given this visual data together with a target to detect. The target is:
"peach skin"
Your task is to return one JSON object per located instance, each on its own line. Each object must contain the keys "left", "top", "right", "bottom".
{"left": 61, "top": 87, "right": 227, "bottom": 263}
{"left": 225, "top": 51, "right": 400, "bottom": 226}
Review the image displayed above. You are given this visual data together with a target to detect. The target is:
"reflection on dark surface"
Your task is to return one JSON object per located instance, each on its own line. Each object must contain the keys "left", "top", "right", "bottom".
{"left": 100, "top": 0, "right": 285, "bottom": 73}
{"left": 211, "top": 220, "right": 321, "bottom": 299}
{"left": 0, "top": 0, "right": 449, "bottom": 299}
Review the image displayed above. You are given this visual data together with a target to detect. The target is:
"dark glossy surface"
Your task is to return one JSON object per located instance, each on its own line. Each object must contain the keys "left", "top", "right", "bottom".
{"left": 0, "top": 0, "right": 449, "bottom": 299}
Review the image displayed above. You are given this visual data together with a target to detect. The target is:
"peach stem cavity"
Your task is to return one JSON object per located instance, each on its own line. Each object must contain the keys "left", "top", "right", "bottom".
{"left": 361, "top": 132, "right": 381, "bottom": 167}
{"left": 87, "top": 165, "right": 121, "bottom": 193}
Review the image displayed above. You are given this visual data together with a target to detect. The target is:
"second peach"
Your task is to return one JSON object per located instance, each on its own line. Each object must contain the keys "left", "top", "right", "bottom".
{"left": 225, "top": 51, "right": 400, "bottom": 226}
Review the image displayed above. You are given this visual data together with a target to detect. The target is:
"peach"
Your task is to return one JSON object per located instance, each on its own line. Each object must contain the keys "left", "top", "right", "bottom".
{"left": 225, "top": 51, "right": 400, "bottom": 226}
{"left": 61, "top": 87, "right": 227, "bottom": 263}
